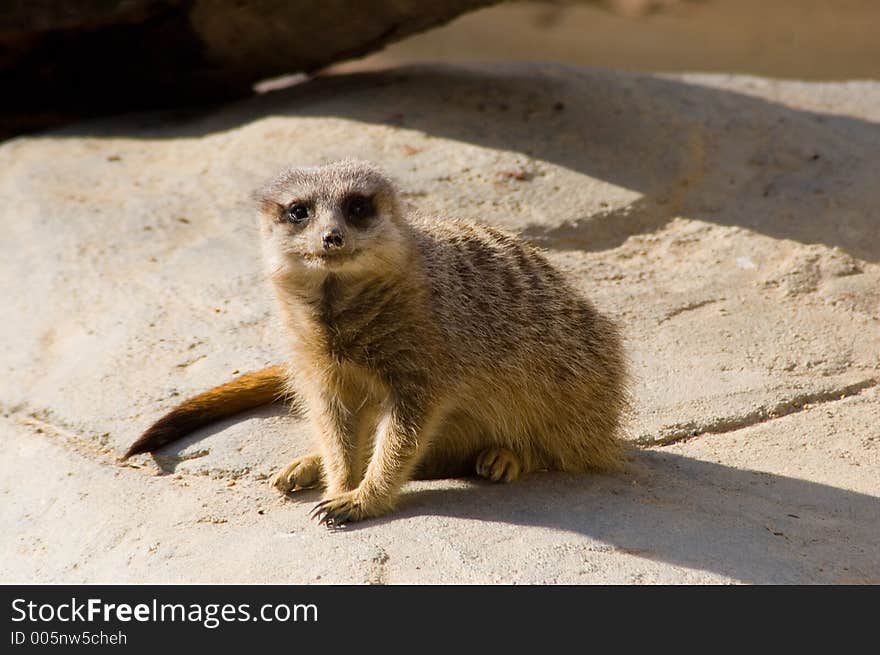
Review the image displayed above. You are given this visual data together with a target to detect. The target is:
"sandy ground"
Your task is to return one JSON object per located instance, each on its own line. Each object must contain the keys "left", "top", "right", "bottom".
{"left": 1, "top": 63, "right": 878, "bottom": 583}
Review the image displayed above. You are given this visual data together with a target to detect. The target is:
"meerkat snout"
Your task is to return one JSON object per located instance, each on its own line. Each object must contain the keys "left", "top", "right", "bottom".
{"left": 322, "top": 227, "right": 345, "bottom": 249}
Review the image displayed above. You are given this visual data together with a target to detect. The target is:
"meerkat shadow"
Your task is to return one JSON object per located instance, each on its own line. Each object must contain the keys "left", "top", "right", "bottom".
{"left": 381, "top": 449, "right": 880, "bottom": 583}
{"left": 147, "top": 403, "right": 295, "bottom": 475}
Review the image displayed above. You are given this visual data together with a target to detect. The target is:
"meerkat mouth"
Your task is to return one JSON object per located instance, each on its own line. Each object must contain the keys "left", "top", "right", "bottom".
{"left": 302, "top": 249, "right": 361, "bottom": 266}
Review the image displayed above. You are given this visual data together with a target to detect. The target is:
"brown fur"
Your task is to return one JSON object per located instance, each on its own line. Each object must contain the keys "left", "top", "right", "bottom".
{"left": 126, "top": 160, "right": 630, "bottom": 526}
{"left": 123, "top": 366, "right": 287, "bottom": 459}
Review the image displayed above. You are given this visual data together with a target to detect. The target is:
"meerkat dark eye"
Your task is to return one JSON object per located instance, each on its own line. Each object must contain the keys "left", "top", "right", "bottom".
{"left": 285, "top": 203, "right": 309, "bottom": 224}
{"left": 344, "top": 194, "right": 375, "bottom": 225}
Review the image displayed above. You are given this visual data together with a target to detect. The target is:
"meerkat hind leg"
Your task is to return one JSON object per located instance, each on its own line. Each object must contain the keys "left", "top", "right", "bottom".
{"left": 475, "top": 447, "right": 522, "bottom": 483}
{"left": 271, "top": 453, "right": 323, "bottom": 493}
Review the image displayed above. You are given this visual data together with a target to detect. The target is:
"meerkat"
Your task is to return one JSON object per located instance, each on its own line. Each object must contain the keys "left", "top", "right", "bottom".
{"left": 124, "top": 160, "right": 629, "bottom": 526}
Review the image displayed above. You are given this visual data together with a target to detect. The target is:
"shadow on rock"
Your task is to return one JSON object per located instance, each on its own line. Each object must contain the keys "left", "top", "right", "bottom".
{"left": 139, "top": 401, "right": 880, "bottom": 582}
{"left": 147, "top": 403, "right": 294, "bottom": 475}
{"left": 390, "top": 449, "right": 880, "bottom": 584}
{"left": 59, "top": 65, "right": 880, "bottom": 261}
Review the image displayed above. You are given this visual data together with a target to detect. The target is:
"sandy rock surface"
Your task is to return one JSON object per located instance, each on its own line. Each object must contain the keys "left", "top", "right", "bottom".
{"left": 1, "top": 64, "right": 878, "bottom": 583}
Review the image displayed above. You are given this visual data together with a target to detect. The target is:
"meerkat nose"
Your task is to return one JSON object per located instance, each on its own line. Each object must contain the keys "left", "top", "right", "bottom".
{"left": 322, "top": 228, "right": 345, "bottom": 249}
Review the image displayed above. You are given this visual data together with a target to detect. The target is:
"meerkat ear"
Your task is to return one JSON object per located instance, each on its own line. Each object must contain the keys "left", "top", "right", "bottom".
{"left": 251, "top": 185, "right": 281, "bottom": 215}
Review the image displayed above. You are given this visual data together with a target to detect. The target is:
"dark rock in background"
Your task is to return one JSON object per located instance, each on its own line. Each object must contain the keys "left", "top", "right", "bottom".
{"left": 0, "top": 0, "right": 498, "bottom": 135}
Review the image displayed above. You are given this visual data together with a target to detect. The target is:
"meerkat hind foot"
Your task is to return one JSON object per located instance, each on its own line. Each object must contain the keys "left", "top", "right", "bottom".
{"left": 475, "top": 447, "right": 522, "bottom": 483}
{"left": 271, "top": 453, "right": 323, "bottom": 493}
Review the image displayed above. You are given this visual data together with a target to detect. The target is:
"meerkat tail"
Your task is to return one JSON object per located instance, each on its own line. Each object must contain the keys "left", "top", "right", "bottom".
{"left": 122, "top": 365, "right": 288, "bottom": 459}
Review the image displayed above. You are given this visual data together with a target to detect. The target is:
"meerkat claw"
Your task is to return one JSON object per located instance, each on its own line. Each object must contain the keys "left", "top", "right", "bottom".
{"left": 310, "top": 492, "right": 370, "bottom": 527}
{"left": 311, "top": 498, "right": 345, "bottom": 527}
{"left": 309, "top": 500, "right": 332, "bottom": 524}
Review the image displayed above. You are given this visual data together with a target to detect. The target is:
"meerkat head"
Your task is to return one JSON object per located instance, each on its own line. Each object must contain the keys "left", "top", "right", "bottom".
{"left": 256, "top": 160, "right": 408, "bottom": 280}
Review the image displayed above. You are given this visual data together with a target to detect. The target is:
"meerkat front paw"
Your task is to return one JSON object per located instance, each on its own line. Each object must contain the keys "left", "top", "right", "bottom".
{"left": 271, "top": 453, "right": 323, "bottom": 493}
{"left": 476, "top": 447, "right": 522, "bottom": 482}
{"left": 310, "top": 490, "right": 391, "bottom": 527}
